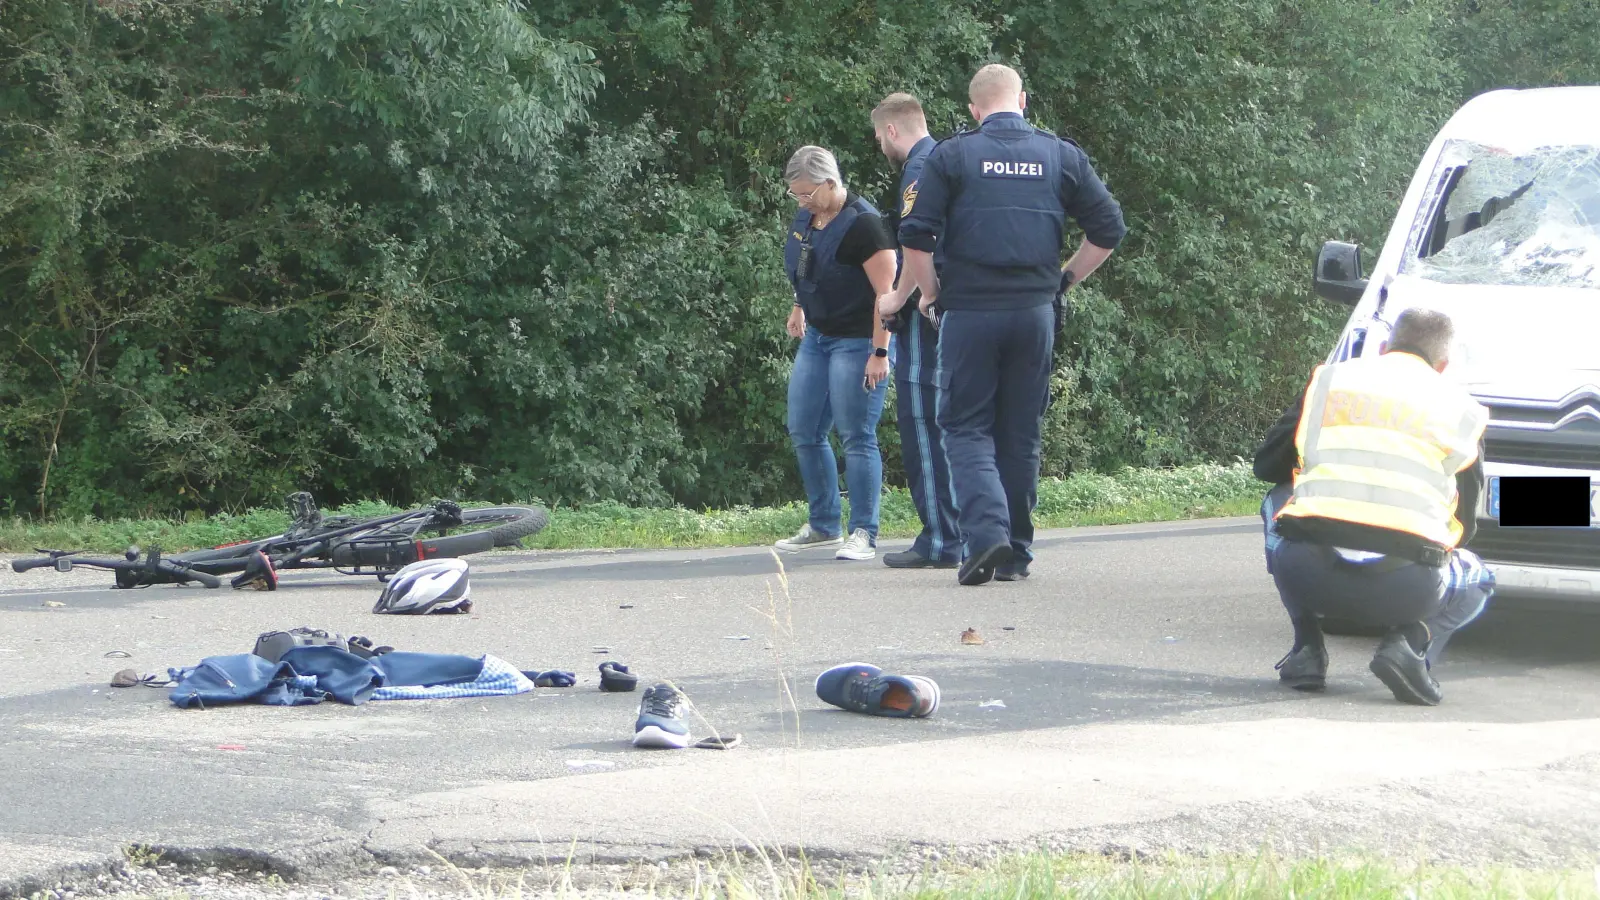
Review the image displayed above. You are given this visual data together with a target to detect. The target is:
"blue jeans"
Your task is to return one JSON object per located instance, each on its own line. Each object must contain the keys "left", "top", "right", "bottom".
{"left": 787, "top": 329, "right": 891, "bottom": 539}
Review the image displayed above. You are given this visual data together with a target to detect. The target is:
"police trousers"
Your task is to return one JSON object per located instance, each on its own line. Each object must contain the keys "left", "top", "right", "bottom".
{"left": 894, "top": 314, "right": 959, "bottom": 563}
{"left": 936, "top": 304, "right": 1054, "bottom": 562}
{"left": 1261, "top": 483, "right": 1495, "bottom": 665}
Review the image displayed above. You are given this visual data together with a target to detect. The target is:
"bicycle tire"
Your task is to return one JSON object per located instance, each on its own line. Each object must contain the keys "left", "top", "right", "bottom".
{"left": 422, "top": 505, "right": 549, "bottom": 555}
{"left": 330, "top": 505, "right": 548, "bottom": 569}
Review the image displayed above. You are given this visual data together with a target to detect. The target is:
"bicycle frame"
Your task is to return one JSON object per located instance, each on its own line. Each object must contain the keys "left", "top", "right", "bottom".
{"left": 176, "top": 507, "right": 447, "bottom": 575}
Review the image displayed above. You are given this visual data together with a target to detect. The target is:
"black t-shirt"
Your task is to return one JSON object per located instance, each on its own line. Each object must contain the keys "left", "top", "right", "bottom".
{"left": 832, "top": 202, "right": 895, "bottom": 267}
{"left": 800, "top": 194, "right": 895, "bottom": 338}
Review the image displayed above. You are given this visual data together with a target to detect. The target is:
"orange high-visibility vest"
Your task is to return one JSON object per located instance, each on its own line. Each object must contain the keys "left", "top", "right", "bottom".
{"left": 1277, "top": 352, "right": 1488, "bottom": 552}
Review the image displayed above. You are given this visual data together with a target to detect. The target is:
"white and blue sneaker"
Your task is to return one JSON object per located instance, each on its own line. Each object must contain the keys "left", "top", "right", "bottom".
{"left": 632, "top": 682, "right": 692, "bottom": 748}
{"left": 815, "top": 663, "right": 940, "bottom": 718}
{"left": 835, "top": 528, "right": 876, "bottom": 561}
{"left": 775, "top": 524, "right": 843, "bottom": 553}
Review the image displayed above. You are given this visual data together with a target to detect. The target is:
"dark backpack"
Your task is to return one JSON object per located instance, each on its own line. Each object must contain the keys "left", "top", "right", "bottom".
{"left": 253, "top": 627, "right": 390, "bottom": 663}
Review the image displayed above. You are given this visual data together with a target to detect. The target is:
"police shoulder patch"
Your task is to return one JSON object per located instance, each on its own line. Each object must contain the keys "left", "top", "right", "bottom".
{"left": 979, "top": 159, "right": 1046, "bottom": 179}
{"left": 900, "top": 180, "right": 919, "bottom": 218}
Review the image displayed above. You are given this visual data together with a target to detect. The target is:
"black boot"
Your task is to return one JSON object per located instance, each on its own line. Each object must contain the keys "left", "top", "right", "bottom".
{"left": 1275, "top": 644, "right": 1329, "bottom": 691}
{"left": 1369, "top": 626, "right": 1442, "bottom": 706}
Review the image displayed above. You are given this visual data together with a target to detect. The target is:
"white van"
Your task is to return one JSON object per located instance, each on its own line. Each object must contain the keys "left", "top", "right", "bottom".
{"left": 1311, "top": 85, "right": 1600, "bottom": 604}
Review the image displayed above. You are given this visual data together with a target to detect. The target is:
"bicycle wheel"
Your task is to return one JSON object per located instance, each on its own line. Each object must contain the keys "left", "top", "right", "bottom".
{"left": 333, "top": 505, "right": 548, "bottom": 568}
{"left": 422, "top": 506, "right": 550, "bottom": 554}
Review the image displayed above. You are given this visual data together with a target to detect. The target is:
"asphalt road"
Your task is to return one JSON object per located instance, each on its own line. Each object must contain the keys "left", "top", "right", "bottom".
{"left": 3, "top": 517, "right": 1600, "bottom": 896}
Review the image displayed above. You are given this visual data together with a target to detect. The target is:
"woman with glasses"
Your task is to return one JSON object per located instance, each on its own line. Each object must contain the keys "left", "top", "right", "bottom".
{"left": 775, "top": 145, "right": 899, "bottom": 561}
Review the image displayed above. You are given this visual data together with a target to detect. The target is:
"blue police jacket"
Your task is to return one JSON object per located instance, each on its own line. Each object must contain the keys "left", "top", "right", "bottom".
{"left": 894, "top": 135, "right": 937, "bottom": 239}
{"left": 898, "top": 112, "right": 1127, "bottom": 310}
{"left": 784, "top": 193, "right": 881, "bottom": 337}
{"left": 892, "top": 135, "right": 943, "bottom": 386}
{"left": 893, "top": 135, "right": 941, "bottom": 281}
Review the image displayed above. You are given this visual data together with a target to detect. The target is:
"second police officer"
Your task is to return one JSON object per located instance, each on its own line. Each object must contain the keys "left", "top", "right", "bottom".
{"left": 878, "top": 64, "right": 1128, "bottom": 586}
{"left": 871, "top": 92, "right": 960, "bottom": 570}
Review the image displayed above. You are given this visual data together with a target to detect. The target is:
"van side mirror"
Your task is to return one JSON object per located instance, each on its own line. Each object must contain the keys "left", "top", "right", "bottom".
{"left": 1313, "top": 241, "right": 1368, "bottom": 306}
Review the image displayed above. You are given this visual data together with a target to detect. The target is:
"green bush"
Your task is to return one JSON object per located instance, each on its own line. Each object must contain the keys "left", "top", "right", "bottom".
{"left": 2, "top": 0, "right": 1595, "bottom": 518}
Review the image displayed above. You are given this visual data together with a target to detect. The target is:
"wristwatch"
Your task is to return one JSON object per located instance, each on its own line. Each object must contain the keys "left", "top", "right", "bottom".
{"left": 873, "top": 347, "right": 889, "bottom": 358}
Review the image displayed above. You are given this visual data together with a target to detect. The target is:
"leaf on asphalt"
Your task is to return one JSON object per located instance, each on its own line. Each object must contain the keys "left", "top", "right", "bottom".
{"left": 960, "top": 627, "right": 985, "bottom": 645}
{"left": 43, "top": 600, "right": 66, "bottom": 608}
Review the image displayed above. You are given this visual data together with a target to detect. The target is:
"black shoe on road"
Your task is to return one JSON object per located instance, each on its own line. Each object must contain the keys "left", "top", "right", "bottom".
{"left": 883, "top": 550, "right": 958, "bottom": 569}
{"left": 958, "top": 543, "right": 1013, "bottom": 586}
{"left": 1275, "top": 644, "right": 1329, "bottom": 692}
{"left": 995, "top": 560, "right": 1031, "bottom": 582}
{"left": 1369, "top": 632, "right": 1443, "bottom": 706}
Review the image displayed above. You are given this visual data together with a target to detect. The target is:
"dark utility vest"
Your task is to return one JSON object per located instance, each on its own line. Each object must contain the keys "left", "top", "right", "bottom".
{"left": 939, "top": 113, "right": 1065, "bottom": 308}
{"left": 784, "top": 194, "right": 879, "bottom": 338}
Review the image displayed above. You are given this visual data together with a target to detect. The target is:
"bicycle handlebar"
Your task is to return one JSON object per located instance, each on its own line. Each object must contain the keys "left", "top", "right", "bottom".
{"left": 9, "top": 555, "right": 222, "bottom": 588}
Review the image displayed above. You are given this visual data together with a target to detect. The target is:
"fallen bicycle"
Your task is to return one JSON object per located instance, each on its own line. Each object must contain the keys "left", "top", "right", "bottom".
{"left": 9, "top": 492, "right": 548, "bottom": 589}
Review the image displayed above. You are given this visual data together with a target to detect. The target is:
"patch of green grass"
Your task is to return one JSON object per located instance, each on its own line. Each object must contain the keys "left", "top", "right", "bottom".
{"left": 699, "top": 850, "right": 1597, "bottom": 900}
{"left": 888, "top": 852, "right": 1599, "bottom": 900}
{"left": 0, "top": 462, "right": 1264, "bottom": 555}
{"left": 399, "top": 847, "right": 1598, "bottom": 900}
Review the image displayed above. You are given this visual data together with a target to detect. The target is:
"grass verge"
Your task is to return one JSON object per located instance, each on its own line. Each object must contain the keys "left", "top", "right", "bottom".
{"left": 0, "top": 462, "right": 1263, "bottom": 555}
{"left": 881, "top": 851, "right": 1600, "bottom": 900}
{"left": 389, "top": 848, "right": 1598, "bottom": 900}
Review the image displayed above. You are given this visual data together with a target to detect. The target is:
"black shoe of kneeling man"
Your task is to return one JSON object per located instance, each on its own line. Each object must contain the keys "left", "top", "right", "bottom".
{"left": 1275, "top": 643, "right": 1329, "bottom": 692}
{"left": 1370, "top": 630, "right": 1443, "bottom": 706}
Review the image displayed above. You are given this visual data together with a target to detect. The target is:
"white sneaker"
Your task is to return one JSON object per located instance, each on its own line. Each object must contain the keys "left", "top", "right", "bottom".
{"left": 835, "top": 528, "right": 876, "bottom": 561}
{"left": 775, "top": 524, "right": 843, "bottom": 553}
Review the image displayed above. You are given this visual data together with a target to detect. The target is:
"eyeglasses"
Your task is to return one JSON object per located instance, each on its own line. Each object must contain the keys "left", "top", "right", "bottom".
{"left": 787, "top": 183, "right": 828, "bottom": 203}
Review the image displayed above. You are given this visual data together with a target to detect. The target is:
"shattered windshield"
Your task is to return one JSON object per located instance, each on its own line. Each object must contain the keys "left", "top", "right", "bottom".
{"left": 1409, "top": 141, "right": 1600, "bottom": 289}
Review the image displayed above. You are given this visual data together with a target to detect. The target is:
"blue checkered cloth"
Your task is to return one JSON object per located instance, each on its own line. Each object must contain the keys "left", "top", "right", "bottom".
{"left": 1445, "top": 544, "right": 1496, "bottom": 602}
{"left": 371, "top": 654, "right": 534, "bottom": 701}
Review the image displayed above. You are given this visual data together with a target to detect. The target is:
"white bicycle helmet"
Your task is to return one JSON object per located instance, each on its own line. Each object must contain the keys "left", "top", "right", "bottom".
{"left": 373, "top": 558, "right": 472, "bottom": 615}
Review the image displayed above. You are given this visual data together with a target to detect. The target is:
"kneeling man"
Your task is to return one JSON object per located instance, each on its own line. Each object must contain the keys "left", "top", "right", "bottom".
{"left": 1254, "top": 307, "right": 1495, "bottom": 705}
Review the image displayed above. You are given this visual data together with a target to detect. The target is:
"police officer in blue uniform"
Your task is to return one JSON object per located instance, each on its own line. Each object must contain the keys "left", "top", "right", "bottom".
{"left": 871, "top": 92, "right": 960, "bottom": 569}
{"left": 880, "top": 64, "right": 1127, "bottom": 585}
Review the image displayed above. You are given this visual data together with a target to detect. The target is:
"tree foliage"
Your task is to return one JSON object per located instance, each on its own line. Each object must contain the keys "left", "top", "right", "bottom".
{"left": 1, "top": 0, "right": 1595, "bottom": 516}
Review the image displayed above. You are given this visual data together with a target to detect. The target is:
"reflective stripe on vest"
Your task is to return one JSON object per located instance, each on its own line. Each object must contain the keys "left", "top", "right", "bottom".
{"left": 1279, "top": 352, "right": 1488, "bottom": 550}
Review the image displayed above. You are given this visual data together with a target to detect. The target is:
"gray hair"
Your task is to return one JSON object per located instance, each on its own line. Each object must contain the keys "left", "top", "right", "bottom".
{"left": 785, "top": 145, "right": 844, "bottom": 190}
{"left": 1388, "top": 307, "right": 1454, "bottom": 366}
